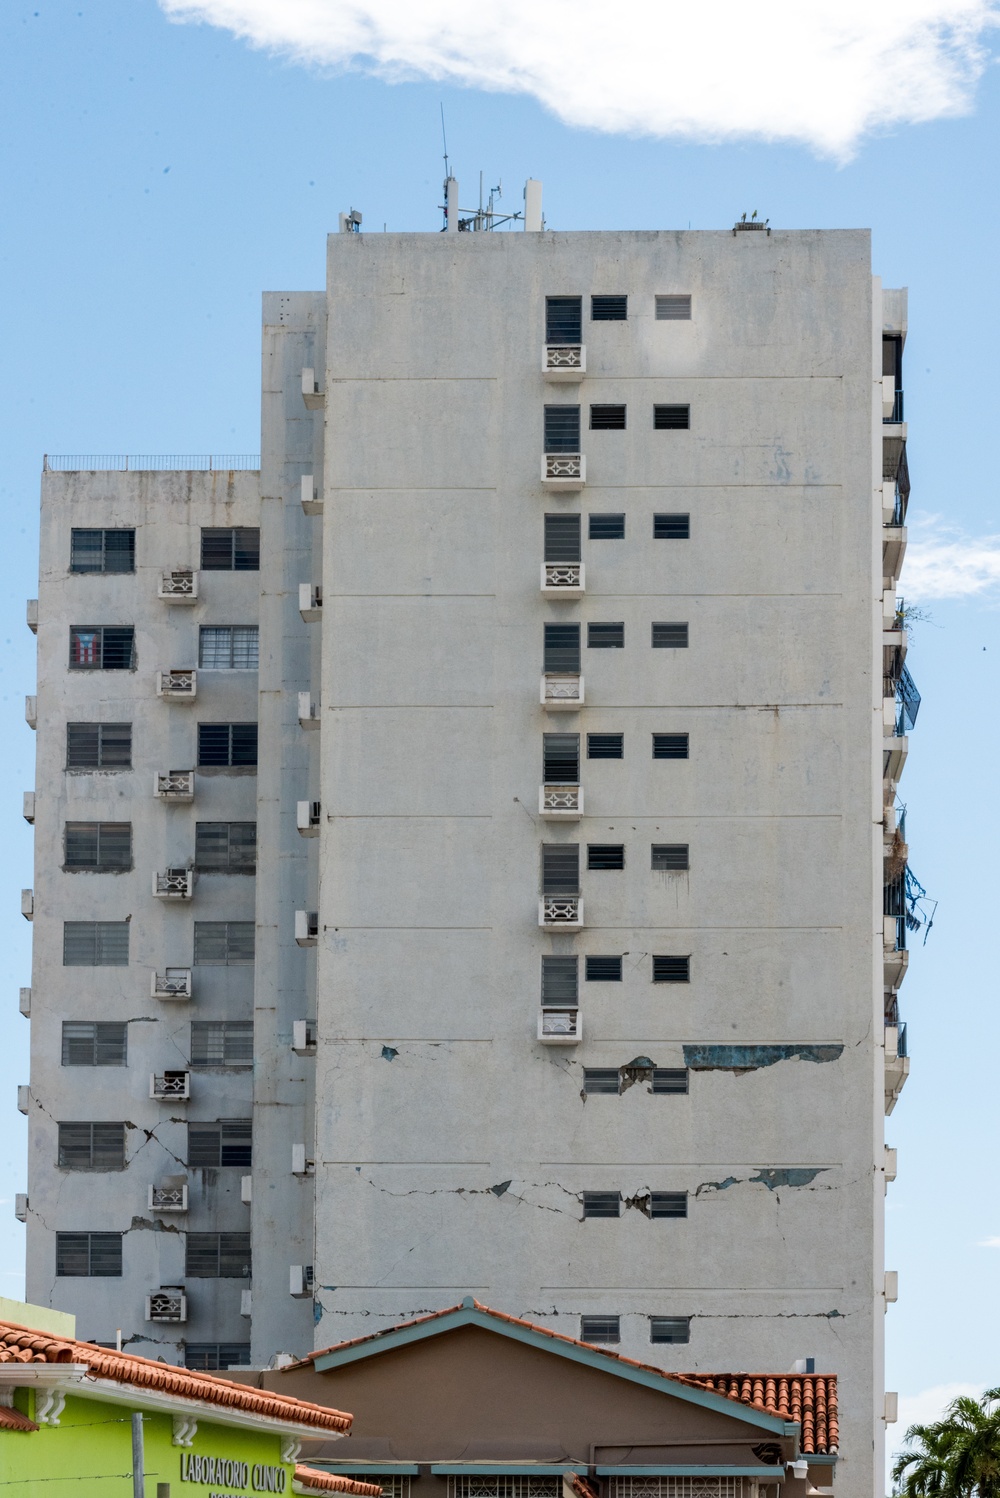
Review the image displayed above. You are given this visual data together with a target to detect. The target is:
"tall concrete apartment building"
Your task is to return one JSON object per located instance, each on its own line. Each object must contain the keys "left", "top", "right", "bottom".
{"left": 18, "top": 206, "right": 915, "bottom": 1498}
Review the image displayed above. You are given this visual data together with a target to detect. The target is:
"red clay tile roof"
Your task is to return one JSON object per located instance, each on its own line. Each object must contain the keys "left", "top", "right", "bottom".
{"left": 293, "top": 1301, "right": 838, "bottom": 1455}
{"left": 0, "top": 1320, "right": 351, "bottom": 1434}
{"left": 0, "top": 1406, "right": 38, "bottom": 1432}
{"left": 295, "top": 1467, "right": 382, "bottom": 1494}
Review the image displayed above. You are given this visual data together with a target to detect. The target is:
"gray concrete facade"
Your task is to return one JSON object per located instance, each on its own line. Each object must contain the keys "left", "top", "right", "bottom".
{"left": 20, "top": 223, "right": 910, "bottom": 1498}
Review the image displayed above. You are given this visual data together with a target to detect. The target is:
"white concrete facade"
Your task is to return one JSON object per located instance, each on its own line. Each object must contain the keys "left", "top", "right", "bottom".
{"left": 21, "top": 224, "right": 911, "bottom": 1498}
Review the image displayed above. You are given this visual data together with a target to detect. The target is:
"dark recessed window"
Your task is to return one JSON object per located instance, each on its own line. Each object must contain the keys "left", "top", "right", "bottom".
{"left": 61, "top": 1022, "right": 127, "bottom": 1066}
{"left": 588, "top": 733, "right": 624, "bottom": 759}
{"left": 653, "top": 733, "right": 689, "bottom": 760}
{"left": 544, "top": 405, "right": 581, "bottom": 453}
{"left": 64, "top": 822, "right": 132, "bottom": 872}
{"left": 654, "top": 514, "right": 690, "bottom": 539}
{"left": 193, "top": 922, "right": 255, "bottom": 965}
{"left": 591, "top": 295, "right": 627, "bottom": 321}
{"left": 653, "top": 955, "right": 691, "bottom": 983}
{"left": 590, "top": 405, "right": 626, "bottom": 430}
{"left": 589, "top": 514, "right": 625, "bottom": 540}
{"left": 650, "top": 1316, "right": 690, "bottom": 1344}
{"left": 581, "top": 1315, "right": 621, "bottom": 1344}
{"left": 654, "top": 405, "right": 690, "bottom": 430}
{"left": 63, "top": 921, "right": 129, "bottom": 967}
{"left": 184, "top": 1344, "right": 252, "bottom": 1371}
{"left": 588, "top": 622, "right": 624, "bottom": 649}
{"left": 652, "top": 1069, "right": 689, "bottom": 1094}
{"left": 650, "top": 1192, "right": 688, "bottom": 1219}
{"left": 588, "top": 844, "right": 625, "bottom": 871}
{"left": 543, "top": 733, "right": 580, "bottom": 783}
{"left": 544, "top": 622, "right": 581, "bottom": 674}
{"left": 185, "top": 1232, "right": 251, "bottom": 1278}
{"left": 582, "top": 1192, "right": 621, "bottom": 1219}
{"left": 583, "top": 1070, "right": 621, "bottom": 1095}
{"left": 655, "top": 295, "right": 692, "bottom": 320}
{"left": 66, "top": 723, "right": 132, "bottom": 770}
{"left": 546, "top": 296, "right": 583, "bottom": 345}
{"left": 56, "top": 1232, "right": 122, "bottom": 1277}
{"left": 652, "top": 844, "right": 689, "bottom": 871}
{"left": 652, "top": 622, "right": 689, "bottom": 649}
{"left": 586, "top": 955, "right": 622, "bottom": 981}
{"left": 544, "top": 513, "right": 582, "bottom": 563}
{"left": 70, "top": 529, "right": 135, "bottom": 574}
{"left": 194, "top": 822, "right": 256, "bottom": 873}
{"left": 57, "top": 1122, "right": 126, "bottom": 1171}
{"left": 201, "top": 528, "right": 260, "bottom": 571}
{"left": 190, "top": 1021, "right": 254, "bottom": 1068}
{"left": 541, "top": 955, "right": 578, "bottom": 1006}
{"left": 198, "top": 722, "right": 258, "bottom": 768}
{"left": 541, "top": 844, "right": 580, "bottom": 895}
{"left": 187, "top": 1120, "right": 253, "bottom": 1168}
{"left": 69, "top": 626, "right": 135, "bottom": 670}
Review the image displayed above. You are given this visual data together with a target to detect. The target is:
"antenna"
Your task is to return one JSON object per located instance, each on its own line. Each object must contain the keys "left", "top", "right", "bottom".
{"left": 440, "top": 103, "right": 449, "bottom": 180}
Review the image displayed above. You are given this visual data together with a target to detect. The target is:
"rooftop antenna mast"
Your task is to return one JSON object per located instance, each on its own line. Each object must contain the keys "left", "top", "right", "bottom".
{"left": 441, "top": 105, "right": 459, "bottom": 232}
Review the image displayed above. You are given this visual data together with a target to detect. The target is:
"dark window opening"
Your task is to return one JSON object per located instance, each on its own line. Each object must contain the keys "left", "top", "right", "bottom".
{"left": 56, "top": 1232, "right": 122, "bottom": 1277}
{"left": 201, "top": 528, "right": 260, "bottom": 571}
{"left": 650, "top": 1191, "right": 688, "bottom": 1218}
{"left": 650, "top": 1316, "right": 690, "bottom": 1344}
{"left": 194, "top": 822, "right": 256, "bottom": 873}
{"left": 67, "top": 722, "right": 132, "bottom": 769}
{"left": 590, "top": 405, "right": 626, "bottom": 430}
{"left": 541, "top": 843, "right": 580, "bottom": 895}
{"left": 185, "top": 1232, "right": 251, "bottom": 1278}
{"left": 544, "top": 622, "right": 581, "bottom": 674}
{"left": 588, "top": 844, "right": 625, "bottom": 871}
{"left": 588, "top": 622, "right": 624, "bottom": 649}
{"left": 187, "top": 1120, "right": 253, "bottom": 1168}
{"left": 63, "top": 921, "right": 129, "bottom": 967}
{"left": 654, "top": 514, "right": 690, "bottom": 539}
{"left": 193, "top": 922, "right": 255, "bottom": 965}
{"left": 591, "top": 295, "right": 627, "bottom": 321}
{"left": 541, "top": 955, "right": 578, "bottom": 1006}
{"left": 544, "top": 406, "right": 581, "bottom": 453}
{"left": 582, "top": 1192, "right": 621, "bottom": 1218}
{"left": 588, "top": 514, "right": 625, "bottom": 540}
{"left": 586, "top": 955, "right": 623, "bottom": 981}
{"left": 184, "top": 1344, "right": 251, "bottom": 1371}
{"left": 654, "top": 405, "right": 690, "bottom": 430}
{"left": 652, "top": 621, "right": 689, "bottom": 649}
{"left": 544, "top": 513, "right": 582, "bottom": 563}
{"left": 70, "top": 529, "right": 135, "bottom": 575}
{"left": 588, "top": 733, "right": 624, "bottom": 759}
{"left": 198, "top": 722, "right": 258, "bottom": 768}
{"left": 61, "top": 1021, "right": 127, "bottom": 1066}
{"left": 581, "top": 1315, "right": 620, "bottom": 1344}
{"left": 652, "top": 1068, "right": 689, "bottom": 1094}
{"left": 652, "top": 845, "right": 689, "bottom": 871}
{"left": 64, "top": 822, "right": 132, "bottom": 871}
{"left": 543, "top": 733, "right": 580, "bottom": 783}
{"left": 653, "top": 733, "right": 689, "bottom": 759}
{"left": 190, "top": 1021, "right": 254, "bottom": 1068}
{"left": 57, "top": 1122, "right": 126, "bottom": 1171}
{"left": 546, "top": 296, "right": 583, "bottom": 345}
{"left": 653, "top": 955, "right": 691, "bottom": 983}
{"left": 69, "top": 626, "right": 135, "bottom": 670}
{"left": 583, "top": 1069, "right": 621, "bottom": 1095}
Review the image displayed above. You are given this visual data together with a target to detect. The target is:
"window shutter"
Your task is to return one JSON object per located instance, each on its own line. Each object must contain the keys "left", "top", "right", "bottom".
{"left": 544, "top": 622, "right": 581, "bottom": 673}
{"left": 583, "top": 1069, "right": 621, "bottom": 1094}
{"left": 589, "top": 405, "right": 626, "bottom": 430}
{"left": 652, "top": 955, "right": 691, "bottom": 982}
{"left": 652, "top": 1068, "right": 689, "bottom": 1094}
{"left": 585, "top": 955, "right": 622, "bottom": 981}
{"left": 588, "top": 844, "right": 625, "bottom": 870}
{"left": 588, "top": 514, "right": 625, "bottom": 539}
{"left": 545, "top": 296, "right": 583, "bottom": 345}
{"left": 542, "top": 733, "right": 580, "bottom": 782}
{"left": 649, "top": 1316, "right": 690, "bottom": 1344}
{"left": 582, "top": 1192, "right": 621, "bottom": 1218}
{"left": 650, "top": 1191, "right": 688, "bottom": 1218}
{"left": 652, "top": 622, "right": 689, "bottom": 648}
{"left": 653, "top": 733, "right": 689, "bottom": 759}
{"left": 541, "top": 955, "right": 578, "bottom": 1004}
{"left": 591, "top": 295, "right": 627, "bottom": 320}
{"left": 543, "top": 406, "right": 581, "bottom": 453}
{"left": 587, "top": 733, "right": 624, "bottom": 759}
{"left": 653, "top": 405, "right": 690, "bottom": 430}
{"left": 652, "top": 845, "right": 689, "bottom": 871}
{"left": 581, "top": 1315, "right": 621, "bottom": 1343}
{"left": 653, "top": 514, "right": 690, "bottom": 539}
{"left": 587, "top": 622, "right": 624, "bottom": 649}
{"left": 655, "top": 294, "right": 692, "bottom": 320}
{"left": 544, "top": 513, "right": 582, "bottom": 563}
{"left": 541, "top": 843, "right": 580, "bottom": 894}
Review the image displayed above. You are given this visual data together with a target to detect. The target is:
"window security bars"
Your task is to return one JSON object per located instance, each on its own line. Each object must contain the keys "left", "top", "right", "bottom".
{"left": 652, "top": 622, "right": 689, "bottom": 648}
{"left": 184, "top": 1344, "right": 252, "bottom": 1371}
{"left": 655, "top": 295, "right": 692, "bottom": 320}
{"left": 201, "top": 528, "right": 260, "bottom": 570}
{"left": 70, "top": 529, "right": 135, "bottom": 574}
{"left": 652, "top": 845, "right": 689, "bottom": 871}
{"left": 545, "top": 296, "right": 582, "bottom": 345}
{"left": 654, "top": 513, "right": 690, "bottom": 539}
{"left": 193, "top": 922, "right": 255, "bottom": 965}
{"left": 69, "top": 626, "right": 135, "bottom": 670}
{"left": 544, "top": 405, "right": 581, "bottom": 453}
{"left": 580, "top": 1314, "right": 620, "bottom": 1343}
{"left": 654, "top": 405, "right": 690, "bottom": 429}
{"left": 190, "top": 1021, "right": 254, "bottom": 1068}
{"left": 188, "top": 1121, "right": 253, "bottom": 1168}
{"left": 649, "top": 1316, "right": 691, "bottom": 1344}
{"left": 198, "top": 627, "right": 259, "bottom": 670}
{"left": 589, "top": 514, "right": 625, "bottom": 539}
{"left": 63, "top": 921, "right": 129, "bottom": 966}
{"left": 590, "top": 404, "right": 626, "bottom": 430}
{"left": 588, "top": 733, "right": 623, "bottom": 759}
{"left": 58, "top": 1122, "right": 126, "bottom": 1170}
{"left": 448, "top": 1482, "right": 559, "bottom": 1498}
{"left": 64, "top": 822, "right": 132, "bottom": 871}
{"left": 586, "top": 955, "right": 622, "bottom": 981}
{"left": 198, "top": 723, "right": 258, "bottom": 767}
{"left": 185, "top": 1232, "right": 251, "bottom": 1278}
{"left": 591, "top": 295, "right": 627, "bottom": 320}
{"left": 194, "top": 822, "right": 257, "bottom": 872}
{"left": 588, "top": 622, "right": 624, "bottom": 649}
{"left": 653, "top": 734, "right": 689, "bottom": 760}
{"left": 56, "top": 1232, "right": 122, "bottom": 1276}
{"left": 609, "top": 1480, "right": 742, "bottom": 1498}
{"left": 67, "top": 722, "right": 132, "bottom": 769}
{"left": 62, "top": 1022, "right": 127, "bottom": 1066}
{"left": 653, "top": 955, "right": 691, "bottom": 982}
{"left": 541, "top": 955, "right": 578, "bottom": 1006}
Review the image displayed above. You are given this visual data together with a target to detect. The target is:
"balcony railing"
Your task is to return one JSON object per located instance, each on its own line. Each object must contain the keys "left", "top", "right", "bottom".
{"left": 541, "top": 562, "right": 585, "bottom": 596}
{"left": 883, "top": 389, "right": 904, "bottom": 424}
{"left": 884, "top": 664, "right": 921, "bottom": 736}
{"left": 153, "top": 868, "right": 195, "bottom": 899}
{"left": 157, "top": 668, "right": 197, "bottom": 700}
{"left": 539, "top": 895, "right": 584, "bottom": 928}
{"left": 158, "top": 570, "right": 198, "bottom": 603}
{"left": 541, "top": 673, "right": 584, "bottom": 710}
{"left": 146, "top": 1288, "right": 187, "bottom": 1322}
{"left": 154, "top": 770, "right": 195, "bottom": 802}
{"left": 150, "top": 1071, "right": 191, "bottom": 1100}
{"left": 538, "top": 1008, "right": 582, "bottom": 1044}
{"left": 541, "top": 453, "right": 586, "bottom": 490}
{"left": 149, "top": 1184, "right": 188, "bottom": 1213}
{"left": 542, "top": 345, "right": 586, "bottom": 381}
{"left": 45, "top": 455, "right": 258, "bottom": 472}
{"left": 539, "top": 784, "right": 583, "bottom": 819}
{"left": 151, "top": 968, "right": 192, "bottom": 1000}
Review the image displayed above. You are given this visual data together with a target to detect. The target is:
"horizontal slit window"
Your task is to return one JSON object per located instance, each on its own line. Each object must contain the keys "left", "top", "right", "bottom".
{"left": 588, "top": 622, "right": 624, "bottom": 649}
{"left": 70, "top": 529, "right": 135, "bottom": 574}
{"left": 58, "top": 1122, "right": 126, "bottom": 1170}
{"left": 590, "top": 405, "right": 626, "bottom": 430}
{"left": 582, "top": 1191, "right": 621, "bottom": 1218}
{"left": 543, "top": 733, "right": 580, "bottom": 783}
{"left": 583, "top": 1069, "right": 621, "bottom": 1095}
{"left": 190, "top": 1021, "right": 254, "bottom": 1068}
{"left": 193, "top": 922, "right": 255, "bottom": 965}
{"left": 587, "top": 733, "right": 623, "bottom": 759}
{"left": 650, "top": 1191, "right": 688, "bottom": 1218}
{"left": 188, "top": 1120, "right": 253, "bottom": 1168}
{"left": 61, "top": 1022, "right": 128, "bottom": 1066}
{"left": 653, "top": 955, "right": 690, "bottom": 982}
{"left": 544, "top": 513, "right": 581, "bottom": 563}
{"left": 652, "top": 621, "right": 689, "bottom": 649}
{"left": 654, "top": 513, "right": 690, "bottom": 539}
{"left": 56, "top": 1231, "right": 122, "bottom": 1277}
{"left": 544, "top": 622, "right": 581, "bottom": 674}
{"left": 588, "top": 844, "right": 625, "bottom": 871}
{"left": 652, "top": 1068, "right": 689, "bottom": 1094}
{"left": 541, "top": 955, "right": 578, "bottom": 1005}
{"left": 591, "top": 295, "right": 627, "bottom": 321}
{"left": 69, "top": 626, "right": 135, "bottom": 670}
{"left": 63, "top": 921, "right": 129, "bottom": 967}
{"left": 67, "top": 722, "right": 132, "bottom": 769}
{"left": 654, "top": 405, "right": 690, "bottom": 430}
{"left": 546, "top": 295, "right": 583, "bottom": 345}
{"left": 586, "top": 955, "right": 622, "bottom": 981}
{"left": 655, "top": 294, "right": 692, "bottom": 320}
{"left": 201, "top": 528, "right": 260, "bottom": 571}
{"left": 198, "top": 723, "right": 258, "bottom": 767}
{"left": 652, "top": 845, "right": 689, "bottom": 871}
{"left": 544, "top": 405, "right": 581, "bottom": 453}
{"left": 64, "top": 822, "right": 132, "bottom": 871}
{"left": 653, "top": 733, "right": 689, "bottom": 760}
{"left": 541, "top": 843, "right": 580, "bottom": 895}
{"left": 649, "top": 1315, "right": 690, "bottom": 1344}
{"left": 581, "top": 1315, "right": 620, "bottom": 1344}
{"left": 588, "top": 514, "right": 625, "bottom": 540}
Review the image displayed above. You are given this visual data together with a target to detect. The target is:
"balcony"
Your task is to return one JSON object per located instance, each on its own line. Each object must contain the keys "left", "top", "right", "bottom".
{"left": 148, "top": 1182, "right": 188, "bottom": 1213}
{"left": 22, "top": 792, "right": 35, "bottom": 825}
{"left": 19, "top": 988, "right": 30, "bottom": 1017}
{"left": 21, "top": 890, "right": 33, "bottom": 922}
{"left": 301, "top": 475, "right": 322, "bottom": 515}
{"left": 297, "top": 801, "right": 321, "bottom": 836}
{"left": 151, "top": 968, "right": 192, "bottom": 1001}
{"left": 298, "top": 692, "right": 320, "bottom": 729}
{"left": 14, "top": 1194, "right": 27, "bottom": 1223}
{"left": 295, "top": 910, "right": 318, "bottom": 947}
{"left": 157, "top": 570, "right": 198, "bottom": 604}
{"left": 25, "top": 696, "right": 36, "bottom": 729}
{"left": 146, "top": 1288, "right": 187, "bottom": 1323}
{"left": 884, "top": 664, "right": 921, "bottom": 738}
{"left": 301, "top": 368, "right": 324, "bottom": 410}
{"left": 541, "top": 674, "right": 584, "bottom": 711}
{"left": 538, "top": 1008, "right": 582, "bottom": 1044}
{"left": 292, "top": 1143, "right": 314, "bottom": 1176}
{"left": 541, "top": 453, "right": 586, "bottom": 491}
{"left": 539, "top": 784, "right": 583, "bottom": 820}
{"left": 26, "top": 599, "right": 37, "bottom": 634}
{"left": 154, "top": 770, "right": 195, "bottom": 802}
{"left": 240, "top": 1289, "right": 252, "bottom": 1317}
{"left": 540, "top": 562, "right": 585, "bottom": 597}
{"left": 292, "top": 1019, "right": 317, "bottom": 1055}
{"left": 150, "top": 1070, "right": 191, "bottom": 1101}
{"left": 539, "top": 895, "right": 584, "bottom": 929}
{"left": 299, "top": 584, "right": 322, "bottom": 622}
{"left": 882, "top": 383, "right": 904, "bottom": 424}
{"left": 156, "top": 668, "right": 197, "bottom": 701}
{"left": 153, "top": 868, "right": 195, "bottom": 900}
{"left": 289, "top": 1264, "right": 314, "bottom": 1298}
{"left": 883, "top": 523, "right": 907, "bottom": 584}
{"left": 885, "top": 1022, "right": 909, "bottom": 1114}
{"left": 542, "top": 345, "right": 586, "bottom": 382}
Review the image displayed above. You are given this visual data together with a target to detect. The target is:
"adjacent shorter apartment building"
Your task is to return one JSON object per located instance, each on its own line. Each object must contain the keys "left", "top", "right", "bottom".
{"left": 18, "top": 206, "right": 918, "bottom": 1498}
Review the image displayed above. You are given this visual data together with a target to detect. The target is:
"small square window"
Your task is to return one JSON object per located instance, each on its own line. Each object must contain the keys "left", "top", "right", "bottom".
{"left": 653, "top": 955, "right": 690, "bottom": 983}
{"left": 586, "top": 955, "right": 622, "bottom": 982}
{"left": 653, "top": 734, "right": 689, "bottom": 760}
{"left": 654, "top": 514, "right": 690, "bottom": 539}
{"left": 655, "top": 295, "right": 692, "bottom": 320}
{"left": 590, "top": 405, "right": 626, "bottom": 430}
{"left": 588, "top": 844, "right": 625, "bottom": 871}
{"left": 652, "top": 622, "right": 688, "bottom": 649}
{"left": 588, "top": 733, "right": 624, "bottom": 759}
{"left": 650, "top": 1191, "right": 688, "bottom": 1219}
{"left": 650, "top": 1316, "right": 690, "bottom": 1344}
{"left": 581, "top": 1315, "right": 621, "bottom": 1344}
{"left": 652, "top": 1068, "right": 689, "bottom": 1094}
{"left": 583, "top": 1069, "right": 621, "bottom": 1095}
{"left": 588, "top": 622, "right": 624, "bottom": 649}
{"left": 591, "top": 295, "right": 627, "bottom": 321}
{"left": 582, "top": 1192, "right": 621, "bottom": 1219}
{"left": 654, "top": 405, "right": 690, "bottom": 430}
{"left": 589, "top": 514, "right": 625, "bottom": 540}
{"left": 652, "top": 844, "right": 689, "bottom": 871}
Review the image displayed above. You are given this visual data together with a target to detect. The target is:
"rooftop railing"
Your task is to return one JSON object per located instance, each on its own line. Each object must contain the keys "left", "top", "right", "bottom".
{"left": 43, "top": 454, "right": 260, "bottom": 472}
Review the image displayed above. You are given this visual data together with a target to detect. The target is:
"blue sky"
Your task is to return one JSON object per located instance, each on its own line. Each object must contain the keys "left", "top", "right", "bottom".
{"left": 2, "top": 0, "right": 999, "bottom": 1475}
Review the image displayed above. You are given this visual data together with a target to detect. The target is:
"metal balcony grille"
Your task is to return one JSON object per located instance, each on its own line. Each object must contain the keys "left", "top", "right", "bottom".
{"left": 45, "top": 455, "right": 259, "bottom": 471}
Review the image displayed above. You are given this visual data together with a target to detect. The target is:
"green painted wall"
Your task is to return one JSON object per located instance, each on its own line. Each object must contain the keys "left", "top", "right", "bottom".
{"left": 3, "top": 1390, "right": 296, "bottom": 1497}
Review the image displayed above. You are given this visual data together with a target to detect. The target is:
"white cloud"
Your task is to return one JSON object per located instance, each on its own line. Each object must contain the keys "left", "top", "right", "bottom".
{"left": 157, "top": 0, "right": 1000, "bottom": 159}
{"left": 903, "top": 516, "right": 1000, "bottom": 600}
{"left": 888, "top": 1384, "right": 986, "bottom": 1492}
{"left": 979, "top": 1235, "right": 1000, "bottom": 1247}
